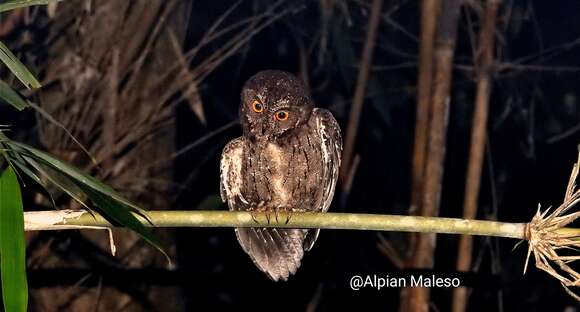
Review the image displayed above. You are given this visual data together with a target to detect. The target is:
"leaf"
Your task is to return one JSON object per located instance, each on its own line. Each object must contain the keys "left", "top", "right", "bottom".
{"left": 2, "top": 149, "right": 40, "bottom": 186}
{"left": 0, "top": 166, "right": 28, "bottom": 312}
{"left": 76, "top": 183, "right": 169, "bottom": 262}
{"left": 0, "top": 80, "right": 30, "bottom": 111}
{"left": 6, "top": 141, "right": 148, "bottom": 216}
{"left": 8, "top": 156, "right": 58, "bottom": 209}
{"left": 2, "top": 140, "right": 169, "bottom": 261}
{"left": 23, "top": 156, "right": 90, "bottom": 210}
{"left": 0, "top": 0, "right": 62, "bottom": 13}
{"left": 0, "top": 41, "right": 40, "bottom": 89}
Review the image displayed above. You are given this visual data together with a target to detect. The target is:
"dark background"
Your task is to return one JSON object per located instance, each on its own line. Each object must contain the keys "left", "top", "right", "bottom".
{"left": 3, "top": 0, "right": 580, "bottom": 311}
{"left": 175, "top": 1, "right": 580, "bottom": 311}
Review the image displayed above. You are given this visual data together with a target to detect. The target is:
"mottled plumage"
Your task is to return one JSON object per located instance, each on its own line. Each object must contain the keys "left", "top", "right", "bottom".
{"left": 220, "top": 70, "right": 342, "bottom": 281}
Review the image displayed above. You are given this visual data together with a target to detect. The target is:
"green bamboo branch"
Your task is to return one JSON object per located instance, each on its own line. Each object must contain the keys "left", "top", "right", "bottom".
{"left": 23, "top": 209, "right": 539, "bottom": 239}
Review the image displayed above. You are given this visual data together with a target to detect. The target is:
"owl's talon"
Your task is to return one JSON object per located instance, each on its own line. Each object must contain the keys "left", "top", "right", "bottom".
{"left": 250, "top": 210, "right": 259, "bottom": 224}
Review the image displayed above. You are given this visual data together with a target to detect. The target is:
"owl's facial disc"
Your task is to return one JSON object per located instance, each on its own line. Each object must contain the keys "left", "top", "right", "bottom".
{"left": 243, "top": 103, "right": 301, "bottom": 141}
{"left": 240, "top": 70, "right": 314, "bottom": 141}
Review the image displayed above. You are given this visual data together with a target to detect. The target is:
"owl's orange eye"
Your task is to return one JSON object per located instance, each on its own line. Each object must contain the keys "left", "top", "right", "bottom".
{"left": 274, "top": 110, "right": 289, "bottom": 121}
{"left": 251, "top": 100, "right": 264, "bottom": 113}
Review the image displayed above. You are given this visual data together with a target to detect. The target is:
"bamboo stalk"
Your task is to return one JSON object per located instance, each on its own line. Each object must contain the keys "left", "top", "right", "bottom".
{"left": 410, "top": 0, "right": 440, "bottom": 215}
{"left": 406, "top": 1, "right": 440, "bottom": 307}
{"left": 402, "top": 0, "right": 462, "bottom": 311}
{"left": 453, "top": 1, "right": 501, "bottom": 311}
{"left": 23, "top": 210, "right": 528, "bottom": 239}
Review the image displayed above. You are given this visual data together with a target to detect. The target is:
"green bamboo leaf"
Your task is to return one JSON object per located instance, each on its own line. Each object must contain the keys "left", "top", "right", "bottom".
{"left": 8, "top": 156, "right": 58, "bottom": 208}
{"left": 2, "top": 140, "right": 168, "bottom": 260}
{"left": 0, "top": 80, "right": 30, "bottom": 111}
{"left": 23, "top": 156, "right": 91, "bottom": 210}
{"left": 0, "top": 0, "right": 62, "bottom": 13}
{"left": 5, "top": 141, "right": 148, "bottom": 216}
{"left": 75, "top": 183, "right": 169, "bottom": 262}
{"left": 0, "top": 166, "right": 28, "bottom": 312}
{"left": 9, "top": 158, "right": 40, "bottom": 185}
{"left": 3, "top": 151, "right": 41, "bottom": 186}
{"left": 0, "top": 41, "right": 40, "bottom": 89}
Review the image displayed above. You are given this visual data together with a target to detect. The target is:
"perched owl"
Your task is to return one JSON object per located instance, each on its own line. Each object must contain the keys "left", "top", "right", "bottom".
{"left": 220, "top": 70, "right": 342, "bottom": 281}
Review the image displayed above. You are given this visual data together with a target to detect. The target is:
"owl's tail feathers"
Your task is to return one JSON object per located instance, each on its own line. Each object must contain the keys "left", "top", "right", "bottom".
{"left": 235, "top": 228, "right": 308, "bottom": 281}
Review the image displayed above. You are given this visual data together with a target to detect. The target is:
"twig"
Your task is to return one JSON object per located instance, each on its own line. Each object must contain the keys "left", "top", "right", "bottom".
{"left": 453, "top": 1, "right": 501, "bottom": 311}
{"left": 339, "top": 0, "right": 383, "bottom": 187}
{"left": 377, "top": 233, "right": 405, "bottom": 269}
{"left": 547, "top": 122, "right": 580, "bottom": 144}
{"left": 167, "top": 30, "right": 206, "bottom": 125}
{"left": 142, "top": 120, "right": 238, "bottom": 170}
{"left": 454, "top": 63, "right": 580, "bottom": 74}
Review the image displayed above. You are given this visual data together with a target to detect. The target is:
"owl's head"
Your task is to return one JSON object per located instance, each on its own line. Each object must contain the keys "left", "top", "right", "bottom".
{"left": 240, "top": 70, "right": 314, "bottom": 141}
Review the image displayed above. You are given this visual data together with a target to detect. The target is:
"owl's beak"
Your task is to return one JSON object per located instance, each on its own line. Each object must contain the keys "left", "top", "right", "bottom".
{"left": 248, "top": 123, "right": 266, "bottom": 141}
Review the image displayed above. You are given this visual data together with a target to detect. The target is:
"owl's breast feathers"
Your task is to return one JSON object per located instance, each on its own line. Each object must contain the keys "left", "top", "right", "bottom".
{"left": 220, "top": 108, "right": 342, "bottom": 281}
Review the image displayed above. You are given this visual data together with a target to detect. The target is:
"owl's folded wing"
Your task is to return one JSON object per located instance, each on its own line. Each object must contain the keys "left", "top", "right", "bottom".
{"left": 313, "top": 108, "right": 343, "bottom": 213}
{"left": 303, "top": 108, "right": 342, "bottom": 251}
{"left": 219, "top": 137, "right": 246, "bottom": 208}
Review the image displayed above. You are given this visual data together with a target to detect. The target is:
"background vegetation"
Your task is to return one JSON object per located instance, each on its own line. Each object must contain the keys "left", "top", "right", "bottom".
{"left": 1, "top": 0, "right": 580, "bottom": 311}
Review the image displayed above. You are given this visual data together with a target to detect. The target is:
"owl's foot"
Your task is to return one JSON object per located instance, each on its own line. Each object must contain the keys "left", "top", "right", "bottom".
{"left": 253, "top": 205, "right": 291, "bottom": 225}
{"left": 272, "top": 206, "right": 292, "bottom": 224}
{"left": 284, "top": 209, "right": 292, "bottom": 224}
{"left": 264, "top": 206, "right": 275, "bottom": 224}
{"left": 250, "top": 210, "right": 259, "bottom": 224}
{"left": 250, "top": 201, "right": 266, "bottom": 224}
{"left": 250, "top": 203, "right": 293, "bottom": 224}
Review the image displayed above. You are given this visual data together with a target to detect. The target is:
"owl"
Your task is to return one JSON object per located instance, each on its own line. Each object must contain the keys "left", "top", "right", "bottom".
{"left": 220, "top": 70, "right": 342, "bottom": 281}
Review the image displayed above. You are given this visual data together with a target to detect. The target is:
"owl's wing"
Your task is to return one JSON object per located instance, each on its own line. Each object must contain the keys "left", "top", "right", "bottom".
{"left": 304, "top": 108, "right": 342, "bottom": 251}
{"left": 220, "top": 137, "right": 247, "bottom": 209}
{"left": 313, "top": 108, "right": 342, "bottom": 213}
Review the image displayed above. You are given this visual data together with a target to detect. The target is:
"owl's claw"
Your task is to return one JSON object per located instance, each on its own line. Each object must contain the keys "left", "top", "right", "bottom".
{"left": 275, "top": 206, "right": 291, "bottom": 224}
{"left": 250, "top": 210, "right": 259, "bottom": 224}
{"left": 264, "top": 206, "right": 285, "bottom": 225}
{"left": 274, "top": 206, "right": 292, "bottom": 224}
{"left": 250, "top": 201, "right": 266, "bottom": 224}
{"left": 273, "top": 206, "right": 289, "bottom": 224}
{"left": 252, "top": 204, "right": 291, "bottom": 225}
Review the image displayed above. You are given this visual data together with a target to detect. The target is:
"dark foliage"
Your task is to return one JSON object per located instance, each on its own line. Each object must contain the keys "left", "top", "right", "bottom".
{"left": 3, "top": 0, "right": 580, "bottom": 311}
